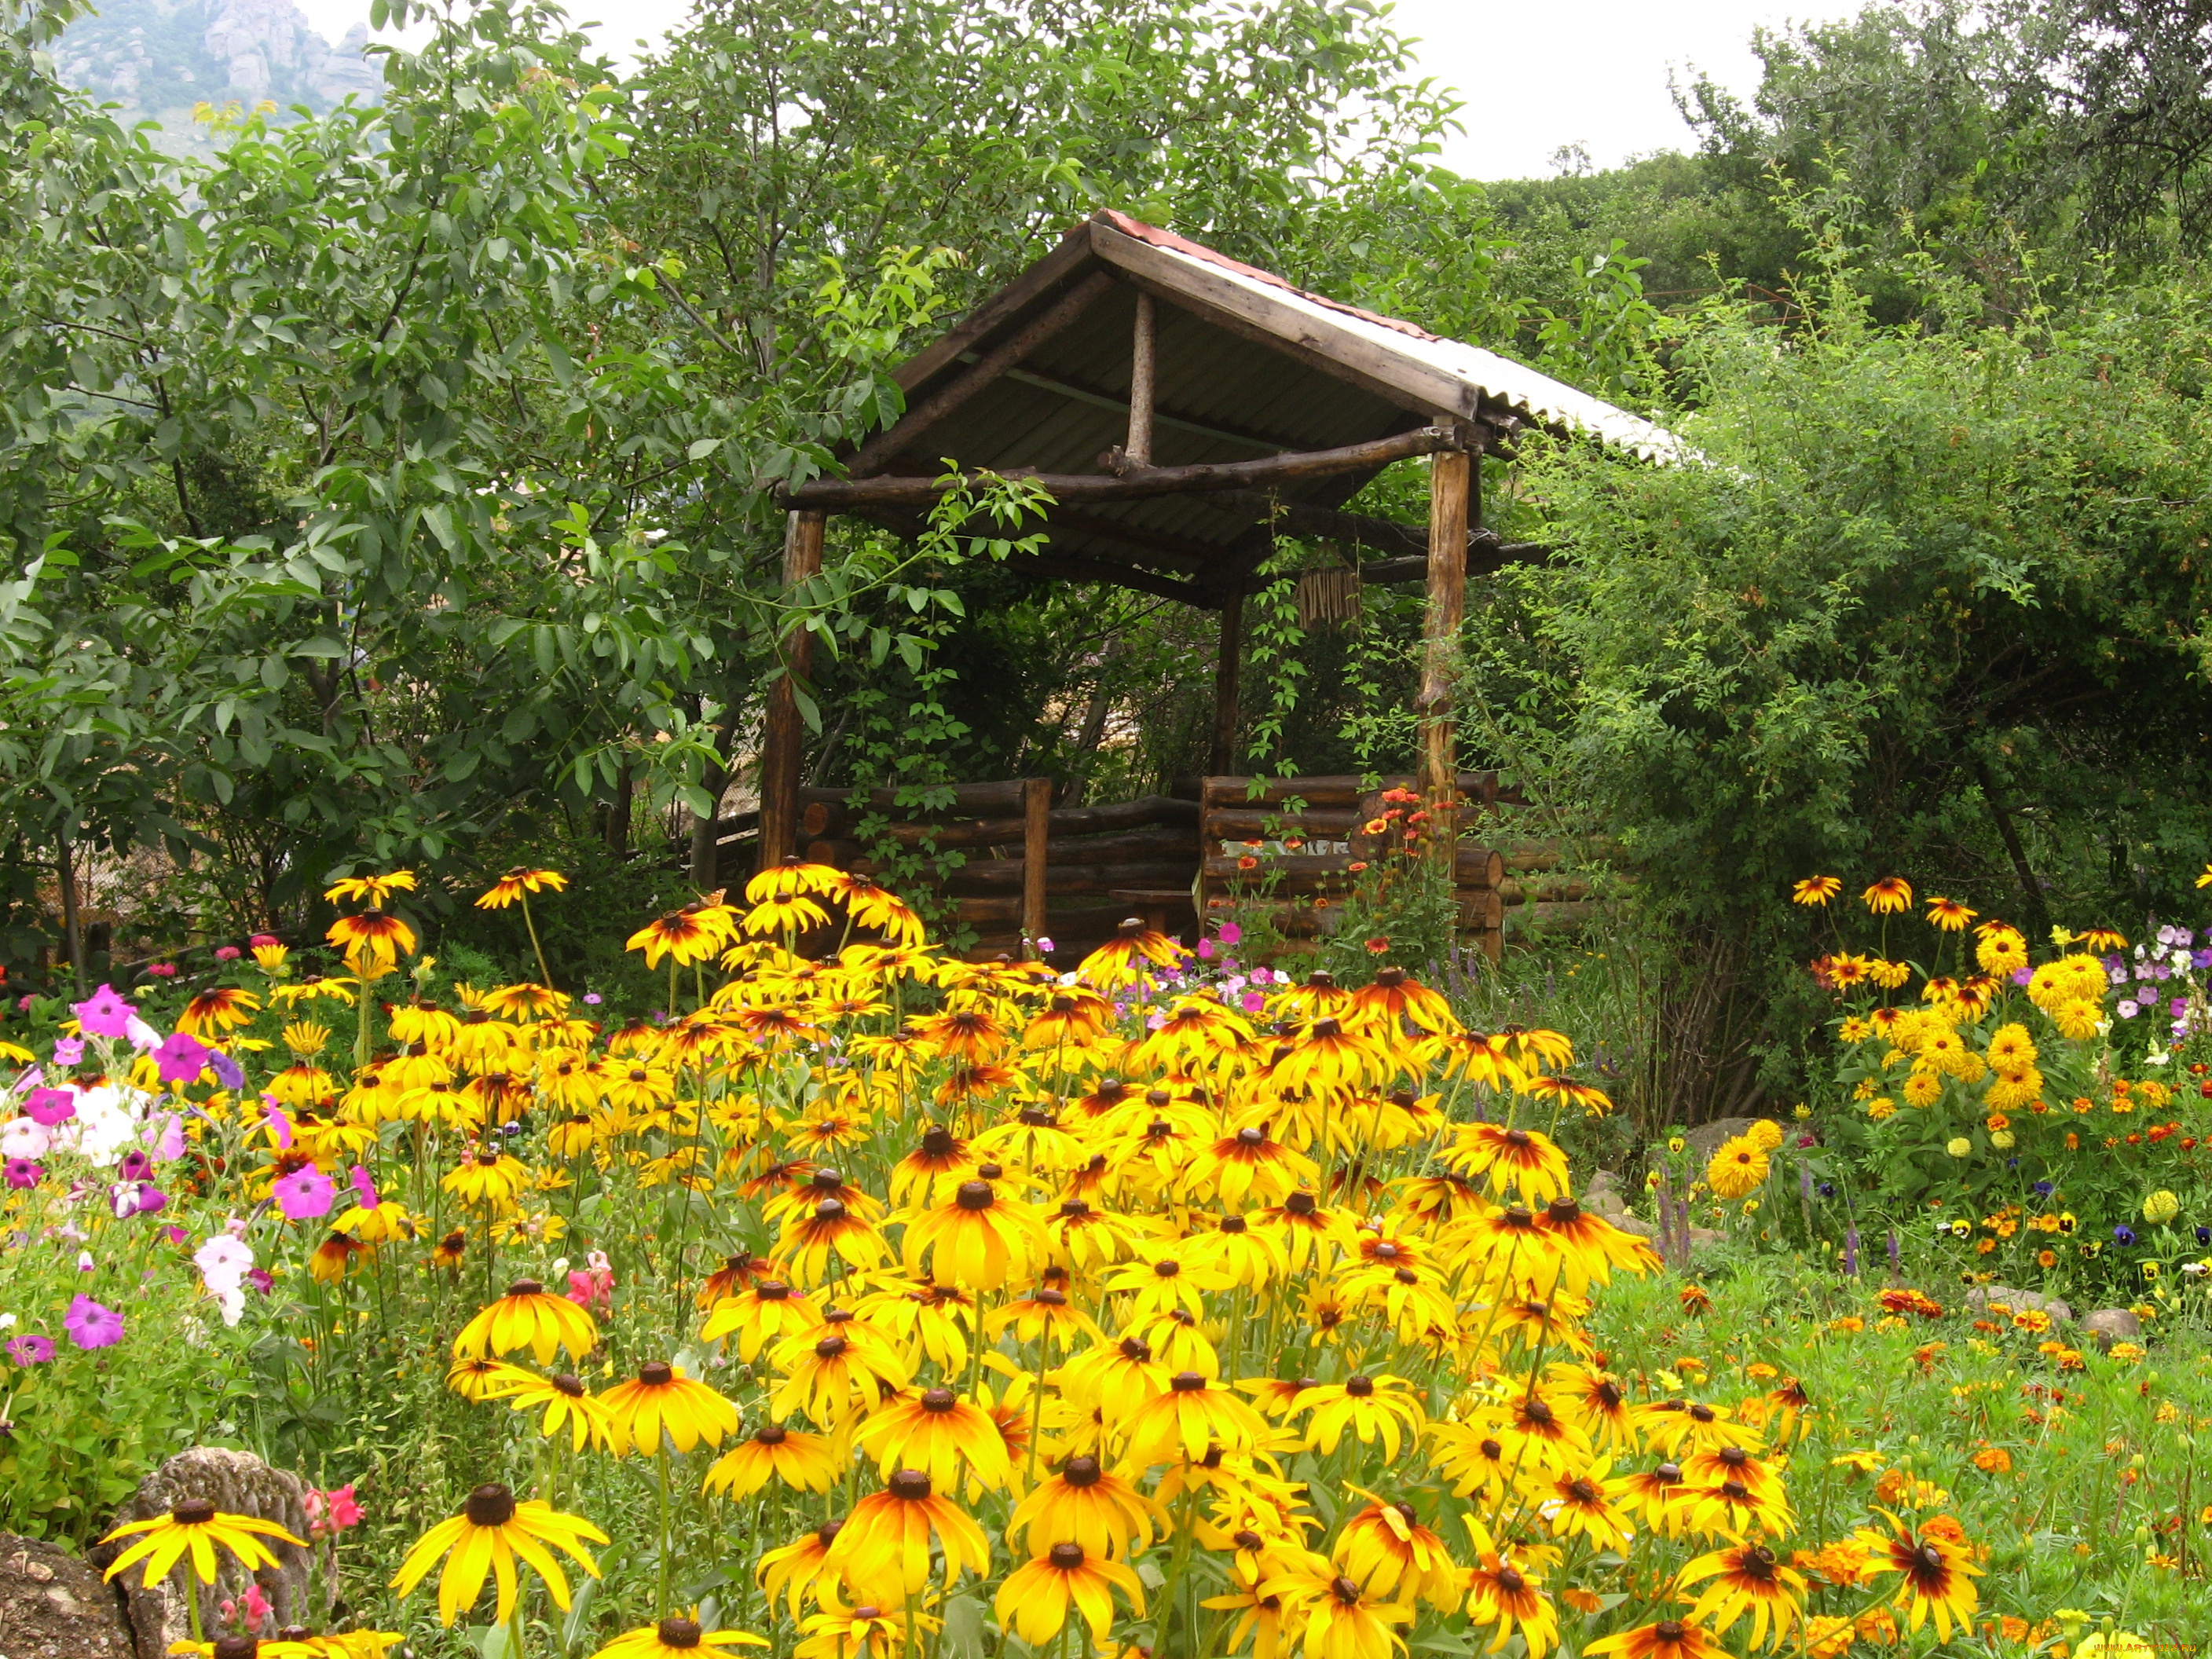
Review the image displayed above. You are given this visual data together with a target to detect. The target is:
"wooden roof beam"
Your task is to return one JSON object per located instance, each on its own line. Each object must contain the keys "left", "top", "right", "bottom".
{"left": 783, "top": 423, "right": 1464, "bottom": 511}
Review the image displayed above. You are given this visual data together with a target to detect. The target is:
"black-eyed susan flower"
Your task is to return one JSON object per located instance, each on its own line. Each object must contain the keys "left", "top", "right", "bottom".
{"left": 1584, "top": 1621, "right": 1731, "bottom": 1659}
{"left": 325, "top": 870, "right": 417, "bottom": 907}
{"left": 701, "top": 1277, "right": 823, "bottom": 1363}
{"left": 702, "top": 1423, "right": 840, "bottom": 1499}
{"left": 770, "top": 1317, "right": 914, "bottom": 1426}
{"left": 1848, "top": 1510, "right": 1982, "bottom": 1643}
{"left": 626, "top": 905, "right": 734, "bottom": 969}
{"left": 1676, "top": 1542, "right": 1807, "bottom": 1650}
{"left": 601, "top": 1362, "right": 739, "bottom": 1455}
{"left": 452, "top": 1281, "right": 599, "bottom": 1366}
{"left": 1261, "top": 1551, "right": 1413, "bottom": 1659}
{"left": 488, "top": 1372, "right": 617, "bottom": 1452}
{"left": 1462, "top": 1550, "right": 1558, "bottom": 1659}
{"left": 853, "top": 1386, "right": 1012, "bottom": 1492}
{"left": 793, "top": 1597, "right": 934, "bottom": 1659}
{"left": 830, "top": 875, "right": 928, "bottom": 948}
{"left": 773, "top": 1197, "right": 891, "bottom": 1287}
{"left": 1185, "top": 1124, "right": 1319, "bottom": 1210}
{"left": 1789, "top": 876, "right": 1840, "bottom": 906}
{"left": 1924, "top": 895, "right": 1976, "bottom": 931}
{"left": 1057, "top": 1335, "right": 1171, "bottom": 1423}
{"left": 1119, "top": 1371, "right": 1268, "bottom": 1465}
{"left": 588, "top": 1617, "right": 764, "bottom": 1659}
{"left": 902, "top": 1177, "right": 1049, "bottom": 1291}
{"left": 1445, "top": 1122, "right": 1571, "bottom": 1204}
{"left": 994, "top": 1541, "right": 1145, "bottom": 1646}
{"left": 389, "top": 1483, "right": 606, "bottom": 1625}
{"left": 325, "top": 910, "right": 419, "bottom": 976}
{"left": 476, "top": 867, "right": 567, "bottom": 910}
{"left": 441, "top": 1147, "right": 531, "bottom": 1212}
{"left": 1862, "top": 877, "right": 1913, "bottom": 914}
{"left": 1332, "top": 1497, "right": 1459, "bottom": 1610}
{"left": 176, "top": 987, "right": 263, "bottom": 1037}
{"left": 100, "top": 1500, "right": 306, "bottom": 1588}
{"left": 756, "top": 1522, "right": 844, "bottom": 1620}
{"left": 1006, "top": 1455, "right": 1166, "bottom": 1560}
{"left": 824, "top": 1468, "right": 991, "bottom": 1597}
{"left": 1299, "top": 1373, "right": 1426, "bottom": 1460}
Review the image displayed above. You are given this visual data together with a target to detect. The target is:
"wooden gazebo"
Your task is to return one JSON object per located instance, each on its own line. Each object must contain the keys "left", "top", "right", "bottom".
{"left": 756, "top": 211, "right": 1675, "bottom": 950}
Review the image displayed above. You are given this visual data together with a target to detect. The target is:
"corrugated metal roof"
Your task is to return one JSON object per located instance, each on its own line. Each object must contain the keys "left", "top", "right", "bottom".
{"left": 1091, "top": 212, "right": 1685, "bottom": 463}
{"left": 857, "top": 212, "right": 1683, "bottom": 600}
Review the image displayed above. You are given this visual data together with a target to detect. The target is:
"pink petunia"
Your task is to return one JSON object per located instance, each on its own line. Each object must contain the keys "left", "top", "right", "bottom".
{"left": 22, "top": 1087, "right": 73, "bottom": 1126}
{"left": 72, "top": 984, "right": 134, "bottom": 1038}
{"left": 63, "top": 1295, "right": 123, "bottom": 1350}
{"left": 152, "top": 1032, "right": 209, "bottom": 1086}
{"left": 272, "top": 1164, "right": 335, "bottom": 1221}
{"left": 350, "top": 1165, "right": 379, "bottom": 1210}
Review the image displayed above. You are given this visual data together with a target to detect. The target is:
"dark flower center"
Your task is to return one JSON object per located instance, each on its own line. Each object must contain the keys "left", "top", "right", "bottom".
{"left": 852, "top": 1606, "right": 881, "bottom": 1621}
{"left": 1220, "top": 1215, "right": 1247, "bottom": 1233}
{"left": 1522, "top": 1400, "right": 1555, "bottom": 1426}
{"left": 214, "top": 1639, "right": 258, "bottom": 1659}
{"left": 1119, "top": 1337, "right": 1152, "bottom": 1361}
{"left": 173, "top": 1499, "right": 218, "bottom": 1525}
{"left": 813, "top": 1168, "right": 843, "bottom": 1189}
{"left": 921, "top": 1388, "right": 956, "bottom": 1413}
{"left": 657, "top": 1620, "right": 702, "bottom": 1649}
{"left": 756, "top": 1424, "right": 788, "bottom": 1445}
{"left": 1719, "top": 1445, "right": 1749, "bottom": 1467}
{"left": 1331, "top": 1575, "right": 1361, "bottom": 1604}
{"left": 1062, "top": 1456, "right": 1102, "bottom": 1488}
{"left": 1286, "top": 1192, "right": 1317, "bottom": 1216}
{"left": 466, "top": 1484, "right": 516, "bottom": 1526}
{"left": 1311, "top": 1018, "right": 1342, "bottom": 1038}
{"left": 553, "top": 1375, "right": 585, "bottom": 1397}
{"left": 1657, "top": 1622, "right": 1686, "bottom": 1641}
{"left": 887, "top": 1469, "right": 932, "bottom": 1500}
{"left": 1171, "top": 1372, "right": 1207, "bottom": 1392}
{"left": 1547, "top": 1199, "right": 1581, "bottom": 1224}
{"left": 955, "top": 1180, "right": 995, "bottom": 1211}
{"left": 815, "top": 1336, "right": 849, "bottom": 1358}
{"left": 1146, "top": 1090, "right": 1171, "bottom": 1106}
{"left": 1480, "top": 1438, "right": 1504, "bottom": 1459}
{"left": 507, "top": 1280, "right": 544, "bottom": 1298}
{"left": 639, "top": 1362, "right": 674, "bottom": 1386}
{"left": 1047, "top": 1542, "right": 1084, "bottom": 1569}
{"left": 1236, "top": 1126, "right": 1266, "bottom": 1146}
{"left": 1345, "top": 1375, "right": 1375, "bottom": 1397}
{"left": 921, "top": 1128, "right": 956, "bottom": 1155}
{"left": 759, "top": 1280, "right": 792, "bottom": 1301}
{"left": 1913, "top": 1542, "right": 1946, "bottom": 1577}
{"left": 1689, "top": 1403, "right": 1716, "bottom": 1422}
{"left": 1495, "top": 1566, "right": 1525, "bottom": 1593}
{"left": 815, "top": 1198, "right": 848, "bottom": 1221}
{"left": 1233, "top": 1529, "right": 1263, "bottom": 1550}
{"left": 1038, "top": 1288, "right": 1068, "bottom": 1306}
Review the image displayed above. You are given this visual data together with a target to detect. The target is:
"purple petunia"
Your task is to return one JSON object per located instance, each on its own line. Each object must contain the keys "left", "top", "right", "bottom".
{"left": 51, "top": 1037, "right": 82, "bottom": 1066}
{"left": 135, "top": 1184, "right": 167, "bottom": 1214}
{"left": 71, "top": 984, "right": 134, "bottom": 1039}
{"left": 272, "top": 1163, "right": 335, "bottom": 1221}
{"left": 23, "top": 1087, "right": 75, "bottom": 1126}
{"left": 207, "top": 1049, "right": 244, "bottom": 1090}
{"left": 63, "top": 1295, "right": 123, "bottom": 1350}
{"left": 152, "top": 1032, "right": 209, "bottom": 1086}
{"left": 5, "top": 1157, "right": 42, "bottom": 1188}
{"left": 117, "top": 1149, "right": 153, "bottom": 1183}
{"left": 6, "top": 1333, "right": 55, "bottom": 1364}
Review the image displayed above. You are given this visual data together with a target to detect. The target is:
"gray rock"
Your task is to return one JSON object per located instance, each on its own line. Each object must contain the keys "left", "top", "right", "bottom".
{"left": 0, "top": 1533, "right": 136, "bottom": 1659}
{"left": 2082, "top": 1308, "right": 2143, "bottom": 1352}
{"left": 1966, "top": 1284, "right": 2075, "bottom": 1324}
{"left": 89, "top": 1449, "right": 325, "bottom": 1659}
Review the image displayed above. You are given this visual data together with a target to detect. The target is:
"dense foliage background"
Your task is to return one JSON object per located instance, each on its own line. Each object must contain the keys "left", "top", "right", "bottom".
{"left": 10, "top": 0, "right": 2212, "bottom": 1124}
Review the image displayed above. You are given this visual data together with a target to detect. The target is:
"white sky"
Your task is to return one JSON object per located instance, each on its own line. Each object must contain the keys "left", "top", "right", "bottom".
{"left": 291, "top": 0, "right": 1859, "bottom": 181}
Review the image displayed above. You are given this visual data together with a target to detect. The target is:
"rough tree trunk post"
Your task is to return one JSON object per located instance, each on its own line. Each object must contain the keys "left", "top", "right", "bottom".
{"left": 760, "top": 510, "right": 826, "bottom": 872}
{"left": 1419, "top": 431, "right": 1474, "bottom": 870}
{"left": 1210, "top": 587, "right": 1243, "bottom": 775}
{"left": 1022, "top": 776, "right": 1051, "bottom": 954}
{"left": 1126, "top": 290, "right": 1155, "bottom": 467}
{"left": 58, "top": 832, "right": 85, "bottom": 992}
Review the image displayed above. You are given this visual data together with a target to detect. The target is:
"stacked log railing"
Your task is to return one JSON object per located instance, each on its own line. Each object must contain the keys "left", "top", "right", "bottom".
{"left": 1196, "top": 771, "right": 1515, "bottom": 961}
{"left": 789, "top": 779, "right": 1202, "bottom": 960}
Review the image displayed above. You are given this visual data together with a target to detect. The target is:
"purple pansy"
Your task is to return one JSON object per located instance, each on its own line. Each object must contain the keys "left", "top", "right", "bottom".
{"left": 63, "top": 1295, "right": 123, "bottom": 1350}
{"left": 272, "top": 1164, "right": 335, "bottom": 1221}
{"left": 71, "top": 985, "right": 134, "bottom": 1039}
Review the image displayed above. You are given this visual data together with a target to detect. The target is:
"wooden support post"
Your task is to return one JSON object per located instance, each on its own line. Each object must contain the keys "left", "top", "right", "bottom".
{"left": 1021, "top": 777, "right": 1051, "bottom": 954}
{"left": 57, "top": 832, "right": 84, "bottom": 993}
{"left": 760, "top": 510, "right": 826, "bottom": 873}
{"left": 1419, "top": 435, "right": 1474, "bottom": 869}
{"left": 1210, "top": 588, "right": 1243, "bottom": 775}
{"left": 1126, "top": 291, "right": 1156, "bottom": 467}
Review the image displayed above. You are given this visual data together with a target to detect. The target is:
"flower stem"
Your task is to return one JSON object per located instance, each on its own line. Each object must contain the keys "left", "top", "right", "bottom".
{"left": 519, "top": 894, "right": 555, "bottom": 991}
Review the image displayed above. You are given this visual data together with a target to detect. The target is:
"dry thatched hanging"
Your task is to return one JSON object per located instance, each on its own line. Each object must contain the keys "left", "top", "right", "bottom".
{"left": 1295, "top": 559, "right": 1363, "bottom": 630}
